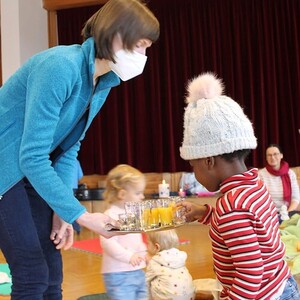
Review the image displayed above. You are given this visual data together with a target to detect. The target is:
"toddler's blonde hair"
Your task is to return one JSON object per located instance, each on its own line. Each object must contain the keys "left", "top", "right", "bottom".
{"left": 147, "top": 229, "right": 179, "bottom": 251}
{"left": 103, "top": 164, "right": 145, "bottom": 203}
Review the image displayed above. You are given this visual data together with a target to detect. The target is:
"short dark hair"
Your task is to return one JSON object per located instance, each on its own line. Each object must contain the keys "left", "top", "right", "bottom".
{"left": 82, "top": 0, "right": 160, "bottom": 61}
{"left": 220, "top": 149, "right": 251, "bottom": 162}
{"left": 266, "top": 143, "right": 282, "bottom": 153}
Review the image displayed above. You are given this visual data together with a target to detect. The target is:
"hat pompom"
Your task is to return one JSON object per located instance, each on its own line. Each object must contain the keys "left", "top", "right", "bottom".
{"left": 186, "top": 72, "right": 224, "bottom": 103}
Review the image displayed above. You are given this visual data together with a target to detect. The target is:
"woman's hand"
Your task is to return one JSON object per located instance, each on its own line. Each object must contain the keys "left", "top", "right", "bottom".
{"left": 50, "top": 213, "right": 74, "bottom": 250}
{"left": 176, "top": 201, "right": 207, "bottom": 222}
{"left": 76, "top": 212, "right": 119, "bottom": 238}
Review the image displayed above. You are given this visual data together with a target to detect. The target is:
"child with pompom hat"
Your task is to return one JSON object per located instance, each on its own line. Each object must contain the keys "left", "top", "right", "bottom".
{"left": 179, "top": 73, "right": 299, "bottom": 299}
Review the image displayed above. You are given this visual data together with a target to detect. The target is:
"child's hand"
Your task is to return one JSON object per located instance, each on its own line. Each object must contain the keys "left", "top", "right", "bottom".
{"left": 129, "top": 253, "right": 145, "bottom": 267}
{"left": 176, "top": 201, "right": 207, "bottom": 222}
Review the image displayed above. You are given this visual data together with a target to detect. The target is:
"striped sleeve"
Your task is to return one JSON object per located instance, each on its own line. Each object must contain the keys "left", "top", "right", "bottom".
{"left": 210, "top": 174, "right": 289, "bottom": 299}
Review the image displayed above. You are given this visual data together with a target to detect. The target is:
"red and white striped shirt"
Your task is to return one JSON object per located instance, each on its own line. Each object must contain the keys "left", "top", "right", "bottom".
{"left": 200, "top": 168, "right": 290, "bottom": 299}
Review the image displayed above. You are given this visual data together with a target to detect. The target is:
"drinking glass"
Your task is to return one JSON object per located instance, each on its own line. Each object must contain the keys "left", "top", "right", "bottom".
{"left": 169, "top": 196, "right": 186, "bottom": 225}
{"left": 124, "top": 201, "right": 144, "bottom": 230}
{"left": 141, "top": 200, "right": 160, "bottom": 229}
{"left": 118, "top": 213, "right": 136, "bottom": 231}
{"left": 149, "top": 200, "right": 160, "bottom": 228}
{"left": 157, "top": 198, "right": 173, "bottom": 226}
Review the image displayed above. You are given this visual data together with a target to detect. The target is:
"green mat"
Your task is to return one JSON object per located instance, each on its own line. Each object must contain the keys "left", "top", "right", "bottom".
{"left": 0, "top": 263, "right": 12, "bottom": 296}
{"left": 77, "top": 293, "right": 110, "bottom": 300}
{"left": 280, "top": 214, "right": 300, "bottom": 275}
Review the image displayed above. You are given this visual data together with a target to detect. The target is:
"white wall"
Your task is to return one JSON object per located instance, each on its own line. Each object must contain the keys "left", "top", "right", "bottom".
{"left": 1, "top": 0, "right": 48, "bottom": 83}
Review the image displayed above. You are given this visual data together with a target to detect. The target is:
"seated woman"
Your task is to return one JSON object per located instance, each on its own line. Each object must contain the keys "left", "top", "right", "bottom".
{"left": 258, "top": 144, "right": 300, "bottom": 215}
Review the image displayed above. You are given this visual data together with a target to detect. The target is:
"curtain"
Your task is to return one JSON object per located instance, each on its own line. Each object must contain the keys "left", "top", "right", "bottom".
{"left": 57, "top": 0, "right": 300, "bottom": 175}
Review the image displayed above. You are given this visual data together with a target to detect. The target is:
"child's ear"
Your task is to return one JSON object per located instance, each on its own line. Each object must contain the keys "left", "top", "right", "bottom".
{"left": 118, "top": 189, "right": 127, "bottom": 200}
{"left": 205, "top": 156, "right": 215, "bottom": 169}
{"left": 155, "top": 243, "right": 161, "bottom": 252}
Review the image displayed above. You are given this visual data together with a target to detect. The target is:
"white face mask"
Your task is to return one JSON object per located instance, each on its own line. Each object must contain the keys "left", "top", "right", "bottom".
{"left": 108, "top": 49, "right": 148, "bottom": 81}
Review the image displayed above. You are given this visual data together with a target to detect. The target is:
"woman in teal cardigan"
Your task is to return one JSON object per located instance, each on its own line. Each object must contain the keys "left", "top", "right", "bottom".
{"left": 0, "top": 0, "right": 159, "bottom": 298}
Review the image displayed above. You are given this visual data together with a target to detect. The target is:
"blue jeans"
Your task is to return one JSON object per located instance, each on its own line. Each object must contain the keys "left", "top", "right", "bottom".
{"left": 0, "top": 179, "right": 63, "bottom": 300}
{"left": 278, "top": 276, "right": 300, "bottom": 300}
{"left": 103, "top": 270, "right": 148, "bottom": 300}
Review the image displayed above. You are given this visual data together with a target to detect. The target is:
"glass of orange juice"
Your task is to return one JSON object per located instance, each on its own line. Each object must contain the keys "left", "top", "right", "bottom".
{"left": 148, "top": 200, "right": 160, "bottom": 228}
{"left": 158, "top": 198, "right": 173, "bottom": 226}
{"left": 140, "top": 200, "right": 160, "bottom": 229}
{"left": 140, "top": 201, "right": 151, "bottom": 229}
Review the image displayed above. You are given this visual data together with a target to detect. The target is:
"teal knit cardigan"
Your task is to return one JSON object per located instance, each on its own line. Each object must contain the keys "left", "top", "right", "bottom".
{"left": 0, "top": 38, "right": 120, "bottom": 223}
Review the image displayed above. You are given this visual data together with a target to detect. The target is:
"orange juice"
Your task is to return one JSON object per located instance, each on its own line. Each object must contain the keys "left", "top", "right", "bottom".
{"left": 158, "top": 206, "right": 173, "bottom": 226}
{"left": 149, "top": 207, "right": 159, "bottom": 227}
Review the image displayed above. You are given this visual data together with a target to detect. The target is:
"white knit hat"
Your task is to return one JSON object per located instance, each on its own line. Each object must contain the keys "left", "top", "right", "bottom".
{"left": 180, "top": 72, "right": 257, "bottom": 160}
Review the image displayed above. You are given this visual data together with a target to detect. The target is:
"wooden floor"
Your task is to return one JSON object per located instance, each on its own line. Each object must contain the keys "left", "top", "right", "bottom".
{"left": 0, "top": 223, "right": 215, "bottom": 300}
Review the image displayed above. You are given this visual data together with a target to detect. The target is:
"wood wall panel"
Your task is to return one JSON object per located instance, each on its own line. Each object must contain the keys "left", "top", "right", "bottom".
{"left": 47, "top": 11, "right": 58, "bottom": 48}
{"left": 42, "top": 0, "right": 108, "bottom": 47}
{"left": 43, "top": 0, "right": 107, "bottom": 11}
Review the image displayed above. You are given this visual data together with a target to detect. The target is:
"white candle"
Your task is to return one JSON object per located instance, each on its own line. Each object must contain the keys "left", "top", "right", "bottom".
{"left": 158, "top": 179, "right": 170, "bottom": 198}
